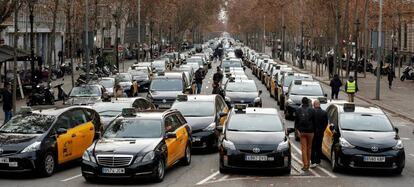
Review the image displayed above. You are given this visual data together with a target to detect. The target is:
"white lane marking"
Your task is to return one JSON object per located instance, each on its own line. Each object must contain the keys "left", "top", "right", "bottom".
{"left": 196, "top": 171, "right": 220, "bottom": 185}
{"left": 61, "top": 174, "right": 82, "bottom": 182}
{"left": 205, "top": 86, "right": 209, "bottom": 89}
{"left": 409, "top": 154, "right": 414, "bottom": 157}
{"left": 394, "top": 124, "right": 406, "bottom": 127}
{"left": 401, "top": 137, "right": 411, "bottom": 141}
{"left": 291, "top": 154, "right": 321, "bottom": 177}
{"left": 291, "top": 143, "right": 337, "bottom": 178}
{"left": 217, "top": 175, "right": 229, "bottom": 181}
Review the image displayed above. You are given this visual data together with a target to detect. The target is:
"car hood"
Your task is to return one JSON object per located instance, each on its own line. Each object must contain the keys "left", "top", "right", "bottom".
{"left": 150, "top": 91, "right": 182, "bottom": 100}
{"left": 227, "top": 131, "right": 285, "bottom": 148}
{"left": 93, "top": 138, "right": 162, "bottom": 155}
{"left": 0, "top": 133, "right": 41, "bottom": 153}
{"left": 289, "top": 95, "right": 324, "bottom": 104}
{"left": 341, "top": 131, "right": 398, "bottom": 149}
{"left": 67, "top": 96, "right": 101, "bottom": 105}
{"left": 226, "top": 92, "right": 258, "bottom": 103}
{"left": 185, "top": 116, "right": 215, "bottom": 131}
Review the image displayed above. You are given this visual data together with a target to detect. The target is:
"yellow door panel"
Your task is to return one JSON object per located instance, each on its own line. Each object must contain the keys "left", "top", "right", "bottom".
{"left": 175, "top": 127, "right": 188, "bottom": 159}
{"left": 57, "top": 130, "right": 75, "bottom": 164}
{"left": 165, "top": 137, "right": 179, "bottom": 167}
{"left": 322, "top": 125, "right": 334, "bottom": 160}
{"left": 73, "top": 121, "right": 95, "bottom": 159}
{"left": 219, "top": 107, "right": 229, "bottom": 126}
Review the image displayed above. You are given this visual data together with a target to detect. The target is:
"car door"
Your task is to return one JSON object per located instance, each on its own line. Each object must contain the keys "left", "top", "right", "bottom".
{"left": 322, "top": 106, "right": 338, "bottom": 159}
{"left": 55, "top": 113, "right": 76, "bottom": 164}
{"left": 217, "top": 96, "right": 229, "bottom": 126}
{"left": 164, "top": 115, "right": 179, "bottom": 167}
{"left": 171, "top": 114, "right": 188, "bottom": 159}
{"left": 69, "top": 109, "right": 93, "bottom": 158}
{"left": 84, "top": 108, "right": 101, "bottom": 139}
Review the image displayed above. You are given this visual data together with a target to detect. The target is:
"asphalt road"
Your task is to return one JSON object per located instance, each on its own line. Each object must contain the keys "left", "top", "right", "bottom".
{"left": 1, "top": 60, "right": 414, "bottom": 187}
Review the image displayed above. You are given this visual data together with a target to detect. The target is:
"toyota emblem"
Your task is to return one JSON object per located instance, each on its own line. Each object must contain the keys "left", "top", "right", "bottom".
{"left": 240, "top": 100, "right": 245, "bottom": 103}
{"left": 0, "top": 148, "right": 3, "bottom": 154}
{"left": 162, "top": 99, "right": 167, "bottom": 103}
{"left": 371, "top": 146, "right": 379, "bottom": 152}
{"left": 252, "top": 147, "right": 260, "bottom": 153}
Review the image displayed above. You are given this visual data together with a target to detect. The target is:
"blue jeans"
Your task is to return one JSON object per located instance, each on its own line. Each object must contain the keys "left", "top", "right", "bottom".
{"left": 196, "top": 83, "right": 202, "bottom": 94}
{"left": 4, "top": 110, "right": 12, "bottom": 124}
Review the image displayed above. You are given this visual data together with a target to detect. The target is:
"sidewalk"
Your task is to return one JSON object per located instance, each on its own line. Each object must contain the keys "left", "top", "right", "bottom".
{"left": 280, "top": 53, "right": 414, "bottom": 123}
{"left": 0, "top": 59, "right": 137, "bottom": 123}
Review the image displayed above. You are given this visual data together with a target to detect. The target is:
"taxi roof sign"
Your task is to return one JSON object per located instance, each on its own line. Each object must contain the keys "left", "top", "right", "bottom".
{"left": 317, "top": 97, "right": 328, "bottom": 104}
{"left": 122, "top": 108, "right": 136, "bottom": 117}
{"left": 234, "top": 104, "right": 247, "bottom": 113}
{"left": 176, "top": 95, "right": 188, "bottom": 101}
{"left": 343, "top": 103, "right": 355, "bottom": 112}
{"left": 157, "top": 72, "right": 165, "bottom": 76}
{"left": 294, "top": 80, "right": 302, "bottom": 85}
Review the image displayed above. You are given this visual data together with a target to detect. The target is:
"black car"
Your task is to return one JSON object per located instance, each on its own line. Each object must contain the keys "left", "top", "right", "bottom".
{"left": 218, "top": 105, "right": 294, "bottom": 173}
{"left": 322, "top": 103, "right": 405, "bottom": 174}
{"left": 223, "top": 79, "right": 262, "bottom": 107}
{"left": 81, "top": 108, "right": 192, "bottom": 182}
{"left": 171, "top": 95, "right": 229, "bottom": 150}
{"left": 147, "top": 72, "right": 191, "bottom": 109}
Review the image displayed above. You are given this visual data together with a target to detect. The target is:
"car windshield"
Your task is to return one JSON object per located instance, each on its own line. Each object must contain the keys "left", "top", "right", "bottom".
{"left": 153, "top": 61, "right": 165, "bottom": 70}
{"left": 116, "top": 74, "right": 132, "bottom": 82}
{"left": 187, "top": 59, "right": 203, "bottom": 65}
{"left": 222, "top": 61, "right": 242, "bottom": 68}
{"left": 99, "top": 79, "right": 114, "bottom": 88}
{"left": 150, "top": 79, "right": 183, "bottom": 91}
{"left": 227, "top": 114, "right": 283, "bottom": 132}
{"left": 290, "top": 85, "right": 324, "bottom": 96}
{"left": 172, "top": 102, "right": 215, "bottom": 117}
{"left": 70, "top": 86, "right": 101, "bottom": 97}
{"left": 340, "top": 113, "right": 394, "bottom": 132}
{"left": 104, "top": 119, "right": 162, "bottom": 138}
{"left": 0, "top": 114, "right": 55, "bottom": 134}
{"left": 226, "top": 82, "right": 257, "bottom": 92}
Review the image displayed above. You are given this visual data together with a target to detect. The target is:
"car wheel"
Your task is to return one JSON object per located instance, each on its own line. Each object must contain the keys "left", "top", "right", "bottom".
{"left": 219, "top": 161, "right": 230, "bottom": 174}
{"left": 38, "top": 152, "right": 56, "bottom": 177}
{"left": 153, "top": 159, "right": 165, "bottom": 182}
{"left": 331, "top": 150, "right": 341, "bottom": 172}
{"left": 180, "top": 143, "right": 191, "bottom": 166}
{"left": 400, "top": 75, "right": 406, "bottom": 81}
{"left": 279, "top": 98, "right": 285, "bottom": 110}
{"left": 282, "top": 166, "right": 291, "bottom": 175}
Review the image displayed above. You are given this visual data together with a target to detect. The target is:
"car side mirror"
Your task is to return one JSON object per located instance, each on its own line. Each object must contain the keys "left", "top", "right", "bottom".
{"left": 218, "top": 112, "right": 228, "bottom": 118}
{"left": 394, "top": 127, "right": 399, "bottom": 134}
{"left": 216, "top": 125, "right": 223, "bottom": 132}
{"left": 56, "top": 128, "right": 67, "bottom": 136}
{"left": 165, "top": 132, "right": 177, "bottom": 139}
{"left": 286, "top": 128, "right": 295, "bottom": 134}
{"left": 258, "top": 90, "right": 263, "bottom": 96}
{"left": 324, "top": 93, "right": 328, "bottom": 97}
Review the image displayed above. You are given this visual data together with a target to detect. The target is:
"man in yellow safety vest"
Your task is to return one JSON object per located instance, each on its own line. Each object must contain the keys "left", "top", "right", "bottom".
{"left": 345, "top": 76, "right": 358, "bottom": 102}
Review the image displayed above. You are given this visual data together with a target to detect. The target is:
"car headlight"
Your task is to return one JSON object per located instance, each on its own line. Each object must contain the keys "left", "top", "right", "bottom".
{"left": 204, "top": 122, "right": 216, "bottom": 131}
{"left": 254, "top": 97, "right": 261, "bottom": 103}
{"left": 393, "top": 140, "right": 404, "bottom": 150}
{"left": 21, "top": 141, "right": 41, "bottom": 153}
{"left": 277, "top": 140, "right": 289, "bottom": 151}
{"left": 222, "top": 139, "right": 236, "bottom": 150}
{"left": 286, "top": 99, "right": 294, "bottom": 105}
{"left": 225, "top": 96, "right": 231, "bottom": 102}
{"left": 141, "top": 151, "right": 155, "bottom": 162}
{"left": 82, "top": 151, "right": 97, "bottom": 163}
{"left": 339, "top": 137, "right": 355, "bottom": 148}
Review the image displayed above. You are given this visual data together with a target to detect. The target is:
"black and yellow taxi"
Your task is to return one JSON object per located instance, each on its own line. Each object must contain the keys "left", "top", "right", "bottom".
{"left": 81, "top": 108, "right": 192, "bottom": 182}
{"left": 322, "top": 103, "right": 405, "bottom": 174}
{"left": 270, "top": 67, "right": 291, "bottom": 98}
{"left": 0, "top": 106, "right": 102, "bottom": 177}
{"left": 218, "top": 105, "right": 294, "bottom": 173}
{"left": 277, "top": 73, "right": 313, "bottom": 110}
{"left": 223, "top": 79, "right": 262, "bottom": 107}
{"left": 171, "top": 95, "right": 229, "bottom": 150}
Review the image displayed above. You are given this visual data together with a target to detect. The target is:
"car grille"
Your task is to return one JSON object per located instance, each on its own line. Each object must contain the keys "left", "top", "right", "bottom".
{"left": 153, "top": 98, "right": 175, "bottom": 103}
{"left": 96, "top": 155, "right": 134, "bottom": 167}
{"left": 0, "top": 150, "right": 18, "bottom": 156}
{"left": 355, "top": 146, "right": 393, "bottom": 153}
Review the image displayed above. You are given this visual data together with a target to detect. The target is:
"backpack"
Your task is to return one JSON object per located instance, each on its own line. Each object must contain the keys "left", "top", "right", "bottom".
{"left": 297, "top": 107, "right": 310, "bottom": 125}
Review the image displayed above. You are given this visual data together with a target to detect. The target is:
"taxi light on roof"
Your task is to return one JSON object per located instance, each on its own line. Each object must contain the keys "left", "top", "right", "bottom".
{"left": 19, "top": 106, "right": 32, "bottom": 115}
{"left": 317, "top": 97, "right": 328, "bottom": 104}
{"left": 176, "top": 95, "right": 188, "bottom": 101}
{"left": 294, "top": 80, "right": 302, "bottom": 85}
{"left": 228, "top": 77, "right": 236, "bottom": 82}
{"left": 157, "top": 72, "right": 165, "bottom": 76}
{"left": 122, "top": 108, "right": 136, "bottom": 117}
{"left": 343, "top": 103, "right": 355, "bottom": 112}
{"left": 288, "top": 72, "right": 294, "bottom": 76}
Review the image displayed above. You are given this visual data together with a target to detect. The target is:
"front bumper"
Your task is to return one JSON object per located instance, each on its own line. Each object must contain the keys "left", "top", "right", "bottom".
{"left": 0, "top": 152, "right": 39, "bottom": 173}
{"left": 219, "top": 148, "right": 291, "bottom": 170}
{"left": 153, "top": 99, "right": 175, "bottom": 109}
{"left": 191, "top": 130, "right": 218, "bottom": 149}
{"left": 335, "top": 147, "right": 405, "bottom": 170}
{"left": 81, "top": 159, "right": 157, "bottom": 179}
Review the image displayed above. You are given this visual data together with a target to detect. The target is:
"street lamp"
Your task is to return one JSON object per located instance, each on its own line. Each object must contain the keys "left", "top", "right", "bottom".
{"left": 28, "top": 0, "right": 36, "bottom": 96}
{"left": 354, "top": 18, "right": 361, "bottom": 82}
{"left": 299, "top": 21, "right": 304, "bottom": 69}
{"left": 391, "top": 34, "right": 395, "bottom": 73}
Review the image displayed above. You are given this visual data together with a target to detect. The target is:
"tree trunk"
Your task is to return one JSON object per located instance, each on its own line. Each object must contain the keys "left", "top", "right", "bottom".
{"left": 48, "top": 0, "right": 59, "bottom": 83}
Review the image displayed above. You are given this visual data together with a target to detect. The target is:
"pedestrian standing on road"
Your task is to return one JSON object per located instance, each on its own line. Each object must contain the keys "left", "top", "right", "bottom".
{"left": 194, "top": 67, "right": 204, "bottom": 94}
{"left": 1, "top": 83, "right": 13, "bottom": 124}
{"left": 114, "top": 84, "right": 124, "bottom": 99}
{"left": 310, "top": 100, "right": 328, "bottom": 168}
{"left": 387, "top": 67, "right": 395, "bottom": 89}
{"left": 329, "top": 74, "right": 342, "bottom": 100}
{"left": 345, "top": 76, "right": 358, "bottom": 102}
{"left": 295, "top": 97, "right": 315, "bottom": 171}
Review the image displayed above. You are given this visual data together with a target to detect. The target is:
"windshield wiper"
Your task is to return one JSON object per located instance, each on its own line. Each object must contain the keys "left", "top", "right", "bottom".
{"left": 341, "top": 128, "right": 356, "bottom": 131}
{"left": 245, "top": 130, "right": 275, "bottom": 132}
{"left": 227, "top": 129, "right": 240, "bottom": 131}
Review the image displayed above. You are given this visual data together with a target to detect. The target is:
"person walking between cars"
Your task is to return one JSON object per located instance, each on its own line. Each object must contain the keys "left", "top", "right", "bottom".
{"left": 387, "top": 67, "right": 395, "bottom": 89}
{"left": 295, "top": 97, "right": 315, "bottom": 171}
{"left": 345, "top": 76, "right": 358, "bottom": 102}
{"left": 329, "top": 74, "right": 342, "bottom": 100}
{"left": 1, "top": 83, "right": 13, "bottom": 123}
{"left": 212, "top": 67, "right": 224, "bottom": 95}
{"left": 195, "top": 67, "right": 204, "bottom": 94}
{"left": 310, "top": 100, "right": 328, "bottom": 168}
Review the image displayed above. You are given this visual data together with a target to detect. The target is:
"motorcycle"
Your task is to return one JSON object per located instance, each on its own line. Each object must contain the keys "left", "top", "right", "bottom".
{"left": 400, "top": 66, "right": 414, "bottom": 81}
{"left": 27, "top": 83, "right": 55, "bottom": 106}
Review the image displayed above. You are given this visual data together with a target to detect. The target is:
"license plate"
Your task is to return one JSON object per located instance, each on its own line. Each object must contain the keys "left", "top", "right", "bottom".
{"left": 8, "top": 162, "right": 18, "bottom": 167}
{"left": 102, "top": 168, "right": 125, "bottom": 174}
{"left": 363, "top": 156, "right": 386, "bottom": 162}
{"left": 245, "top": 155, "right": 274, "bottom": 161}
{"left": 192, "top": 137, "right": 201, "bottom": 142}
{"left": 158, "top": 104, "right": 170, "bottom": 108}
{"left": 0, "top": 158, "right": 9, "bottom": 163}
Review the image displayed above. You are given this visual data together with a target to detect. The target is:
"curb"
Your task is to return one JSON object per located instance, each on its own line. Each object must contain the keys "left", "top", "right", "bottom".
{"left": 278, "top": 60, "right": 414, "bottom": 124}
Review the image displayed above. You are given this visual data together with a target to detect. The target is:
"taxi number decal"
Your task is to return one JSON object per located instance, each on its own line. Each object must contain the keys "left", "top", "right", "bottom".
{"left": 63, "top": 140, "right": 73, "bottom": 157}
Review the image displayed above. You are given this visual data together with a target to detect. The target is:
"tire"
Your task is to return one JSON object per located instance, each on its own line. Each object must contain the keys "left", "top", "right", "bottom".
{"left": 400, "top": 75, "right": 406, "bottom": 81}
{"left": 331, "top": 150, "right": 341, "bottom": 172}
{"left": 180, "top": 143, "right": 191, "bottom": 166}
{"left": 279, "top": 97, "right": 285, "bottom": 110}
{"left": 219, "top": 161, "right": 230, "bottom": 174}
{"left": 38, "top": 152, "right": 56, "bottom": 177}
{"left": 282, "top": 166, "right": 292, "bottom": 175}
{"left": 153, "top": 159, "right": 165, "bottom": 182}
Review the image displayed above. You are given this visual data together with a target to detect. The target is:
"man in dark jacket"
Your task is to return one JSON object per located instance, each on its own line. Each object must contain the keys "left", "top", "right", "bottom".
{"left": 295, "top": 97, "right": 315, "bottom": 171}
{"left": 2, "top": 83, "right": 13, "bottom": 123}
{"left": 310, "top": 100, "right": 328, "bottom": 168}
{"left": 194, "top": 67, "right": 204, "bottom": 94}
{"left": 329, "top": 74, "right": 342, "bottom": 99}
